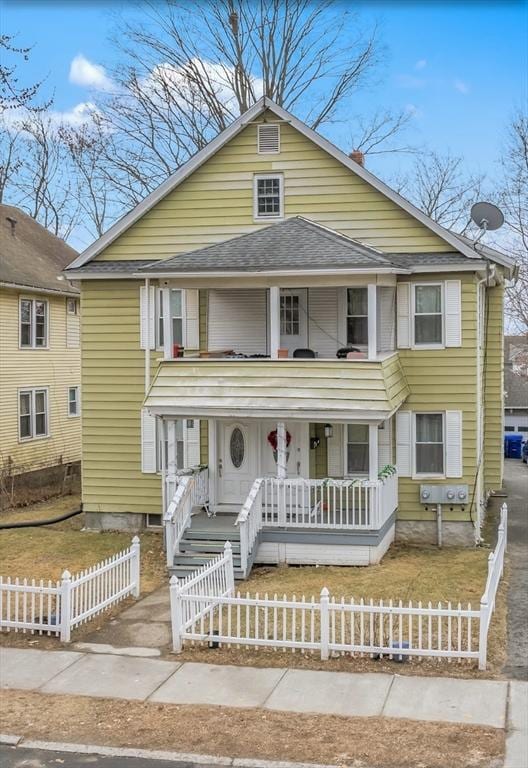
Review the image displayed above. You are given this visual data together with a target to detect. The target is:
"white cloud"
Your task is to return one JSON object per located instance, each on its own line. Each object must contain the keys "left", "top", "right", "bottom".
{"left": 69, "top": 54, "right": 113, "bottom": 92}
{"left": 51, "top": 101, "right": 99, "bottom": 127}
{"left": 405, "top": 103, "right": 423, "bottom": 119}
{"left": 454, "top": 79, "right": 470, "bottom": 95}
{"left": 415, "top": 59, "right": 427, "bottom": 71}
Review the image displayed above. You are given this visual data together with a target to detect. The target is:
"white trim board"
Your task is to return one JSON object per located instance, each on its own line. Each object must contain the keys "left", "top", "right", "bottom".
{"left": 65, "top": 96, "right": 513, "bottom": 274}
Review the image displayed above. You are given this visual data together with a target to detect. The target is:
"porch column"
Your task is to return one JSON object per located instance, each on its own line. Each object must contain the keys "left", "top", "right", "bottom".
{"left": 367, "top": 283, "right": 377, "bottom": 361}
{"left": 162, "top": 286, "right": 172, "bottom": 360}
{"left": 368, "top": 424, "right": 379, "bottom": 482}
{"left": 269, "top": 286, "right": 280, "bottom": 359}
{"left": 166, "top": 419, "right": 178, "bottom": 505}
{"left": 276, "top": 421, "right": 287, "bottom": 479}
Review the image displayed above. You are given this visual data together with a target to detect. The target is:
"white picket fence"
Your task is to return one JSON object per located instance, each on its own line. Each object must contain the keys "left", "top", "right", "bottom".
{"left": 171, "top": 505, "right": 508, "bottom": 670}
{"left": 0, "top": 537, "right": 140, "bottom": 642}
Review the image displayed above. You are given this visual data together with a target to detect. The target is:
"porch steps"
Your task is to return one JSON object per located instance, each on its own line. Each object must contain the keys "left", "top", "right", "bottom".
{"left": 169, "top": 513, "right": 243, "bottom": 580}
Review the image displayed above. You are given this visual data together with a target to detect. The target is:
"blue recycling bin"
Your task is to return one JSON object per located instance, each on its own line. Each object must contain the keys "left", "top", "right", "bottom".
{"left": 504, "top": 433, "right": 523, "bottom": 459}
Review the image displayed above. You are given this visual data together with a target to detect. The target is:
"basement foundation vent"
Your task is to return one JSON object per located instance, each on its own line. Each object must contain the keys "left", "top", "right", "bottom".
{"left": 258, "top": 124, "right": 280, "bottom": 154}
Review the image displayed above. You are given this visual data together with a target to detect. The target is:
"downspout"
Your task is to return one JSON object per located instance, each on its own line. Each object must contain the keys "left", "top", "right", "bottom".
{"left": 145, "top": 277, "right": 151, "bottom": 394}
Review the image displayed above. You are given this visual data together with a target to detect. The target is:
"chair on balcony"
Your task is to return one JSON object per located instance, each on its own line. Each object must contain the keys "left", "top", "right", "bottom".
{"left": 293, "top": 348, "right": 316, "bottom": 358}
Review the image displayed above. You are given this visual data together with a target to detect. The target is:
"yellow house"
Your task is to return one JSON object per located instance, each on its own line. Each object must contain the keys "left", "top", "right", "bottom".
{"left": 0, "top": 205, "right": 81, "bottom": 508}
{"left": 65, "top": 98, "right": 514, "bottom": 576}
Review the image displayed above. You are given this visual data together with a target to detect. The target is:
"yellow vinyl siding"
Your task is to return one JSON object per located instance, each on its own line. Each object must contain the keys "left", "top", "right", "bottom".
{"left": 396, "top": 273, "right": 479, "bottom": 523}
{"left": 483, "top": 284, "right": 504, "bottom": 489}
{"left": 0, "top": 287, "right": 81, "bottom": 474}
{"left": 81, "top": 280, "right": 161, "bottom": 514}
{"left": 97, "top": 112, "right": 451, "bottom": 261}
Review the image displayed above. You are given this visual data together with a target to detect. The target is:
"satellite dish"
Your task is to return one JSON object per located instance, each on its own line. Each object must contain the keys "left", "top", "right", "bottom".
{"left": 471, "top": 202, "right": 504, "bottom": 232}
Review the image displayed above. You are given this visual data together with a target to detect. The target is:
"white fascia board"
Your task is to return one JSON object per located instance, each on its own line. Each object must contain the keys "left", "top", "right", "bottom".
{"left": 408, "top": 263, "right": 487, "bottom": 273}
{"left": 134, "top": 267, "right": 407, "bottom": 279}
{"left": 67, "top": 98, "right": 269, "bottom": 270}
{"left": 145, "top": 405, "right": 392, "bottom": 422}
{"left": 63, "top": 272, "right": 145, "bottom": 280}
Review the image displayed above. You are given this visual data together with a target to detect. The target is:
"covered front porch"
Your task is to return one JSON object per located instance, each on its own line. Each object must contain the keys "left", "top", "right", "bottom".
{"left": 158, "top": 414, "right": 399, "bottom": 578}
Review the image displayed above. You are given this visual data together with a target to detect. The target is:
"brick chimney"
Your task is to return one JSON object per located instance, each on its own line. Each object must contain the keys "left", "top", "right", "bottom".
{"left": 349, "top": 150, "right": 365, "bottom": 167}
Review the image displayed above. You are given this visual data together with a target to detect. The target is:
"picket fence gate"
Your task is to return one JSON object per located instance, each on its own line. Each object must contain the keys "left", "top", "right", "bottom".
{"left": 0, "top": 537, "right": 140, "bottom": 641}
{"left": 170, "top": 505, "right": 508, "bottom": 670}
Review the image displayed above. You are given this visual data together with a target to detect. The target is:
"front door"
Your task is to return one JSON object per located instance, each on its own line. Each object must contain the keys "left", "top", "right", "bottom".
{"left": 280, "top": 289, "right": 308, "bottom": 356}
{"left": 261, "top": 421, "right": 309, "bottom": 478}
{"left": 217, "top": 421, "right": 257, "bottom": 506}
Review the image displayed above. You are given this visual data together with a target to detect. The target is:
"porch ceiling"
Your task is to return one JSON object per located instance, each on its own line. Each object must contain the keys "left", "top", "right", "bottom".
{"left": 144, "top": 355, "right": 409, "bottom": 421}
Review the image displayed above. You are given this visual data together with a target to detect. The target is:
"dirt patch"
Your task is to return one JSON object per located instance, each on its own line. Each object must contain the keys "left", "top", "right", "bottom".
{"left": 0, "top": 689, "right": 504, "bottom": 768}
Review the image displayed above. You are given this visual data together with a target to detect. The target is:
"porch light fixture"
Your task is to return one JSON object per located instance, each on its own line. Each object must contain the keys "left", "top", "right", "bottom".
{"left": 324, "top": 424, "right": 333, "bottom": 439}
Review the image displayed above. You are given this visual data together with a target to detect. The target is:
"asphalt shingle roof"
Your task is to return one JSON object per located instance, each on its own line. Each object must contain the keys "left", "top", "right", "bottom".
{"left": 0, "top": 204, "right": 78, "bottom": 293}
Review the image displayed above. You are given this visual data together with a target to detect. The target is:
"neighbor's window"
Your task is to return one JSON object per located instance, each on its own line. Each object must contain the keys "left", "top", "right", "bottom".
{"left": 20, "top": 298, "right": 48, "bottom": 348}
{"left": 254, "top": 175, "right": 283, "bottom": 219}
{"left": 415, "top": 413, "right": 444, "bottom": 475}
{"left": 19, "top": 388, "right": 48, "bottom": 440}
{"left": 414, "top": 284, "right": 443, "bottom": 345}
{"left": 67, "top": 298, "right": 78, "bottom": 315}
{"left": 156, "top": 419, "right": 184, "bottom": 473}
{"left": 68, "top": 386, "right": 80, "bottom": 416}
{"left": 346, "top": 288, "right": 368, "bottom": 346}
{"left": 346, "top": 424, "right": 369, "bottom": 474}
{"left": 156, "top": 289, "right": 183, "bottom": 348}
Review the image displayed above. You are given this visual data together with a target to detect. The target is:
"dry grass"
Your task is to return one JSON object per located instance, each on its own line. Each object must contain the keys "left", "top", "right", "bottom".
{"left": 0, "top": 495, "right": 167, "bottom": 650}
{"left": 0, "top": 689, "right": 505, "bottom": 768}
{"left": 0, "top": 494, "right": 165, "bottom": 592}
{"left": 178, "top": 541, "right": 508, "bottom": 678}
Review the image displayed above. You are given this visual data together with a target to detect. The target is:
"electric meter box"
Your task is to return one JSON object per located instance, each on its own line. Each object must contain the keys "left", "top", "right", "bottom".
{"left": 419, "top": 485, "right": 469, "bottom": 504}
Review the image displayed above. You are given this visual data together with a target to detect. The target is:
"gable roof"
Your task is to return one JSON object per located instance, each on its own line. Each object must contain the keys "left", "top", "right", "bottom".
{"left": 139, "top": 216, "right": 395, "bottom": 274}
{"left": 0, "top": 204, "right": 79, "bottom": 295}
{"left": 65, "top": 96, "right": 514, "bottom": 274}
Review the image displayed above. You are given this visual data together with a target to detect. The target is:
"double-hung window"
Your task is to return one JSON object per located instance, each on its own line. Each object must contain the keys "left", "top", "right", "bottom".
{"left": 20, "top": 298, "right": 48, "bottom": 348}
{"left": 346, "top": 424, "right": 369, "bottom": 474}
{"left": 156, "top": 288, "right": 183, "bottom": 349}
{"left": 254, "top": 175, "right": 283, "bottom": 219}
{"left": 19, "top": 388, "right": 48, "bottom": 440}
{"left": 68, "top": 386, "right": 80, "bottom": 416}
{"left": 346, "top": 288, "right": 368, "bottom": 346}
{"left": 413, "top": 284, "right": 443, "bottom": 346}
{"left": 415, "top": 413, "right": 444, "bottom": 475}
{"left": 67, "top": 298, "right": 78, "bottom": 315}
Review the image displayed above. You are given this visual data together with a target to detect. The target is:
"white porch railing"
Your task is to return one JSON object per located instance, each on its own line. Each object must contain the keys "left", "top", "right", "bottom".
{"left": 260, "top": 471, "right": 398, "bottom": 530}
{"left": 164, "top": 466, "right": 209, "bottom": 568}
{"left": 236, "top": 478, "right": 264, "bottom": 578}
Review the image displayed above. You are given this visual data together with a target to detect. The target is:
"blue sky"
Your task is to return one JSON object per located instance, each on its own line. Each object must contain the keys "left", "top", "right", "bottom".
{"left": 3, "top": 0, "right": 527, "bottom": 186}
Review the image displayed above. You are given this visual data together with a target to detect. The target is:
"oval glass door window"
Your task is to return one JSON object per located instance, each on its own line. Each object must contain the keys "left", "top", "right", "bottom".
{"left": 230, "top": 427, "right": 245, "bottom": 468}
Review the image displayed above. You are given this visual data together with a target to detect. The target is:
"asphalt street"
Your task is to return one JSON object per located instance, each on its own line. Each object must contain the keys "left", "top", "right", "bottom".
{"left": 0, "top": 744, "right": 225, "bottom": 767}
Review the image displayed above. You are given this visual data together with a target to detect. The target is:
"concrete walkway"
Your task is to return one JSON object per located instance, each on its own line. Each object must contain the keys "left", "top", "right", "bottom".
{"left": 502, "top": 459, "right": 528, "bottom": 681}
{"left": 0, "top": 646, "right": 519, "bottom": 730}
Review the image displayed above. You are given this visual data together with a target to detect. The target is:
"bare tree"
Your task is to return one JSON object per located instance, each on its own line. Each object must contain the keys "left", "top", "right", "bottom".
{"left": 90, "top": 0, "right": 403, "bottom": 208}
{"left": 500, "top": 111, "right": 528, "bottom": 333}
{"left": 395, "top": 151, "right": 485, "bottom": 232}
{"left": 2, "top": 113, "right": 80, "bottom": 239}
{"left": 0, "top": 34, "right": 49, "bottom": 113}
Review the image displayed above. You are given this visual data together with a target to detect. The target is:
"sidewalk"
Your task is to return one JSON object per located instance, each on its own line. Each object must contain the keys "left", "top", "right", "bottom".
{"left": 1, "top": 646, "right": 527, "bottom": 767}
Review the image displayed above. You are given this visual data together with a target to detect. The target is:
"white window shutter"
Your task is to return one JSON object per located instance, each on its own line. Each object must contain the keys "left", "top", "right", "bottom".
{"left": 396, "top": 283, "right": 411, "bottom": 348}
{"left": 139, "top": 285, "right": 155, "bottom": 349}
{"left": 396, "top": 411, "right": 412, "bottom": 477}
{"left": 184, "top": 289, "right": 200, "bottom": 350}
{"left": 445, "top": 410, "right": 463, "bottom": 477}
{"left": 327, "top": 424, "right": 343, "bottom": 477}
{"left": 184, "top": 419, "right": 201, "bottom": 467}
{"left": 445, "top": 280, "right": 462, "bottom": 347}
{"left": 141, "top": 408, "right": 157, "bottom": 473}
{"left": 378, "top": 418, "right": 393, "bottom": 469}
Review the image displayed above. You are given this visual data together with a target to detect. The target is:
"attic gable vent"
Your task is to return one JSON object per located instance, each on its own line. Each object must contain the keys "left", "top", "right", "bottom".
{"left": 257, "top": 123, "right": 280, "bottom": 154}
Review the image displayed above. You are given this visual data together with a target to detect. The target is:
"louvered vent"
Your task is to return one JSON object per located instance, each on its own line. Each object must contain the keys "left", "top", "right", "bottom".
{"left": 257, "top": 124, "right": 280, "bottom": 153}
